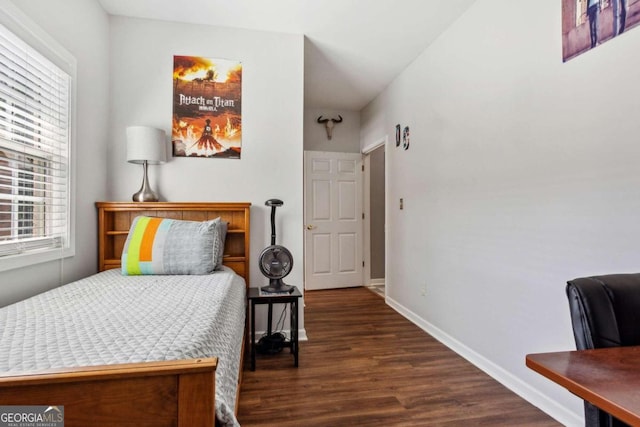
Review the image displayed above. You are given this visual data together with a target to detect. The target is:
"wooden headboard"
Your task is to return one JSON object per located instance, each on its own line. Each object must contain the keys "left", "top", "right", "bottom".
{"left": 96, "top": 202, "right": 251, "bottom": 285}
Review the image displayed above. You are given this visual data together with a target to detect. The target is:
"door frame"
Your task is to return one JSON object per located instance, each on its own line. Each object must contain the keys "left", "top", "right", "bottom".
{"left": 362, "top": 136, "right": 388, "bottom": 292}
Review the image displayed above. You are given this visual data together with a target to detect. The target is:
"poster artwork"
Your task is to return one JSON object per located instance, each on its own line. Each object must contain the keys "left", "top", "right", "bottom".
{"left": 172, "top": 56, "right": 242, "bottom": 158}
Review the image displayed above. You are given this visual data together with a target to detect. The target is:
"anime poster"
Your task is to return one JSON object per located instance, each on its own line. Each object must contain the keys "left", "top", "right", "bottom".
{"left": 562, "top": 0, "right": 640, "bottom": 61}
{"left": 172, "top": 56, "right": 242, "bottom": 158}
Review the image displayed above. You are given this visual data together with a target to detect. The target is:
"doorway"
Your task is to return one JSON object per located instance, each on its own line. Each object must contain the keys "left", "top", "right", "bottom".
{"left": 363, "top": 140, "right": 386, "bottom": 297}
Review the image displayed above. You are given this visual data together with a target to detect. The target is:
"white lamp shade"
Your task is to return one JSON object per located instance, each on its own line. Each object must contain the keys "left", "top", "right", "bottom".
{"left": 126, "top": 126, "right": 167, "bottom": 165}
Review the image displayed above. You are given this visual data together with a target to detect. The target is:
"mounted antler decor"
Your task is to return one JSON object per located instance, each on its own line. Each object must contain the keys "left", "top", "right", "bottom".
{"left": 317, "top": 115, "right": 343, "bottom": 140}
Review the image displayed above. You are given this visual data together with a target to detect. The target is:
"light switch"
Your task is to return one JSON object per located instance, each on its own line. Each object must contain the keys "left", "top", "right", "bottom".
{"left": 400, "top": 198, "right": 404, "bottom": 210}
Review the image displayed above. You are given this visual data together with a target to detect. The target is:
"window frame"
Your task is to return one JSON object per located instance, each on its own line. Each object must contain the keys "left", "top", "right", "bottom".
{"left": 0, "top": 0, "right": 76, "bottom": 272}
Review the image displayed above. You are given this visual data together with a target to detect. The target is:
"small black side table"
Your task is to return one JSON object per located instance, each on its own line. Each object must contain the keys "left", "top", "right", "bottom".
{"left": 248, "top": 286, "right": 302, "bottom": 371}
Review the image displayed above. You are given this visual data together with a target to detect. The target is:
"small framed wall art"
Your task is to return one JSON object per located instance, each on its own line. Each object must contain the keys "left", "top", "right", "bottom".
{"left": 562, "top": 0, "right": 640, "bottom": 62}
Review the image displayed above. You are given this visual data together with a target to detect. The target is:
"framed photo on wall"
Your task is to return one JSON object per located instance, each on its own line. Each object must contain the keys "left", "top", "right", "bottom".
{"left": 562, "top": 0, "right": 640, "bottom": 61}
{"left": 171, "top": 56, "right": 242, "bottom": 158}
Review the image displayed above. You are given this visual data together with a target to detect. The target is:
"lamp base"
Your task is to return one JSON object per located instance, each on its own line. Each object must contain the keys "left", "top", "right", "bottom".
{"left": 132, "top": 161, "right": 159, "bottom": 202}
{"left": 132, "top": 189, "right": 159, "bottom": 202}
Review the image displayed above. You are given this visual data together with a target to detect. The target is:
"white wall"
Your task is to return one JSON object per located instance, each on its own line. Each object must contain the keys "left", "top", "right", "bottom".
{"left": 107, "top": 16, "right": 305, "bottom": 332}
{"left": 304, "top": 108, "right": 360, "bottom": 153}
{"left": 0, "top": 0, "right": 109, "bottom": 307}
{"left": 361, "top": 0, "right": 640, "bottom": 424}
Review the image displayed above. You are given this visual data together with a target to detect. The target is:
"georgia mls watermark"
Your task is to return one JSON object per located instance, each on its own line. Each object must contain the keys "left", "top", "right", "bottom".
{"left": 0, "top": 406, "right": 63, "bottom": 427}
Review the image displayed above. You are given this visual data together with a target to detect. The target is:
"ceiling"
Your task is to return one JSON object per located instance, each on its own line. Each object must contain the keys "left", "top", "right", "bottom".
{"left": 97, "top": 0, "right": 476, "bottom": 111}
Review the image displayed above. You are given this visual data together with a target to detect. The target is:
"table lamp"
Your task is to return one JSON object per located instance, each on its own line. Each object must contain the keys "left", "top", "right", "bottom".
{"left": 126, "top": 126, "right": 167, "bottom": 202}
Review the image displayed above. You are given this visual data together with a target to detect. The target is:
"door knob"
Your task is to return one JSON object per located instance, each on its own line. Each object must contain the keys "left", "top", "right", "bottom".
{"left": 306, "top": 225, "right": 316, "bottom": 230}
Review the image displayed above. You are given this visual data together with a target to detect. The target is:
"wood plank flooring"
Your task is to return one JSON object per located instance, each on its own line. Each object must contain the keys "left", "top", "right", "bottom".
{"left": 238, "top": 287, "right": 559, "bottom": 426}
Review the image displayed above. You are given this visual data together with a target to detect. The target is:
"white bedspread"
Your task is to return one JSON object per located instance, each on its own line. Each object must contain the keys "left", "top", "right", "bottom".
{"left": 0, "top": 268, "right": 246, "bottom": 427}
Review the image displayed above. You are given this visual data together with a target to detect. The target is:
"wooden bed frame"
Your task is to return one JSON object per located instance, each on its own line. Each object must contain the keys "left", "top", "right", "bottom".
{"left": 0, "top": 202, "right": 251, "bottom": 427}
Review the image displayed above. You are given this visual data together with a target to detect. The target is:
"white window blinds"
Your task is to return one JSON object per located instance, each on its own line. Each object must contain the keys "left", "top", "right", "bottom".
{"left": 0, "top": 22, "right": 71, "bottom": 259}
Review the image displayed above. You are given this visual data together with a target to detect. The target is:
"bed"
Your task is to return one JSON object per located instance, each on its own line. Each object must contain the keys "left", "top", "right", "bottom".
{"left": 0, "top": 202, "right": 251, "bottom": 427}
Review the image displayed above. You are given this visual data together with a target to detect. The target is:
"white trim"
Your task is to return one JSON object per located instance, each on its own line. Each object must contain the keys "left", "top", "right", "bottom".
{"left": 385, "top": 295, "right": 583, "bottom": 427}
{"left": 368, "top": 278, "right": 385, "bottom": 286}
{"left": 0, "top": 0, "right": 76, "bottom": 72}
{"left": 362, "top": 137, "right": 386, "bottom": 155}
{"left": 0, "top": 247, "right": 73, "bottom": 272}
{"left": 383, "top": 136, "right": 389, "bottom": 302}
{"left": 363, "top": 152, "right": 372, "bottom": 286}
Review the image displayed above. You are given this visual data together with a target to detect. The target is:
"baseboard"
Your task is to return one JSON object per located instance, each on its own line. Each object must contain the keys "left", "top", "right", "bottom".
{"left": 368, "top": 278, "right": 385, "bottom": 286}
{"left": 385, "top": 296, "right": 582, "bottom": 427}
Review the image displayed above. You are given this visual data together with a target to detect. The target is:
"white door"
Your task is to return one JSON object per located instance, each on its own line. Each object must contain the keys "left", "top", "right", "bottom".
{"left": 304, "top": 151, "right": 363, "bottom": 290}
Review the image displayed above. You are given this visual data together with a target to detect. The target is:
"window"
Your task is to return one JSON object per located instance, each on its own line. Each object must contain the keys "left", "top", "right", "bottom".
{"left": 0, "top": 4, "right": 75, "bottom": 271}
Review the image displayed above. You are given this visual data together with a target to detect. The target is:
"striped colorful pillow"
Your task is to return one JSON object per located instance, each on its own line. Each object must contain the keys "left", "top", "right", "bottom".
{"left": 121, "top": 216, "right": 220, "bottom": 275}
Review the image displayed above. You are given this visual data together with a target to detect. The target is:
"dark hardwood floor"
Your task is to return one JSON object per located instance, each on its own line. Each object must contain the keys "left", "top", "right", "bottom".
{"left": 238, "top": 287, "right": 559, "bottom": 426}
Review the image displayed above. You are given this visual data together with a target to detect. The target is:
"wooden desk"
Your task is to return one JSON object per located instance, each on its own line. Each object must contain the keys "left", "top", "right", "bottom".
{"left": 526, "top": 346, "right": 640, "bottom": 425}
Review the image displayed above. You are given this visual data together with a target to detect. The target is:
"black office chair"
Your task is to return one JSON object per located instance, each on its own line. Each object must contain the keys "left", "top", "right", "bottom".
{"left": 566, "top": 274, "right": 640, "bottom": 427}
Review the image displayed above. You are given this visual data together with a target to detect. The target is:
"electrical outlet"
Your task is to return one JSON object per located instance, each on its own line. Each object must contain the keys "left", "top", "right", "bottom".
{"left": 421, "top": 285, "right": 427, "bottom": 296}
